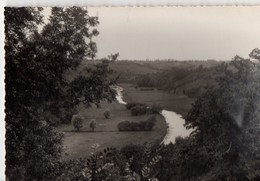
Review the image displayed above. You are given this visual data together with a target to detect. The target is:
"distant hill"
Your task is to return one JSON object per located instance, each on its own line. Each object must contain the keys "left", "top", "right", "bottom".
{"left": 63, "top": 59, "right": 224, "bottom": 98}
{"left": 109, "top": 60, "right": 221, "bottom": 83}
{"left": 108, "top": 60, "right": 224, "bottom": 98}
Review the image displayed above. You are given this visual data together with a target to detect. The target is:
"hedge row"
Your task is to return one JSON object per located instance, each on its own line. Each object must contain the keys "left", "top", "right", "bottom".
{"left": 131, "top": 105, "right": 147, "bottom": 116}
{"left": 126, "top": 102, "right": 162, "bottom": 116}
{"left": 126, "top": 102, "right": 147, "bottom": 110}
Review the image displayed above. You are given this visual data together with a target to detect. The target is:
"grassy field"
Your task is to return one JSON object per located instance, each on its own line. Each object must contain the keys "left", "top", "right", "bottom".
{"left": 59, "top": 100, "right": 167, "bottom": 160}
{"left": 121, "top": 83, "right": 194, "bottom": 117}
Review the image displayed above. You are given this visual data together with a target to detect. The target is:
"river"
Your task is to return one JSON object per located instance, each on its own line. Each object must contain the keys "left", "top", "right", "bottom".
{"left": 113, "top": 86, "right": 193, "bottom": 144}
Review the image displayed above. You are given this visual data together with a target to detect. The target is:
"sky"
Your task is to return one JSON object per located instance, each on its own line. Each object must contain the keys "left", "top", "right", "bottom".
{"left": 83, "top": 6, "right": 260, "bottom": 60}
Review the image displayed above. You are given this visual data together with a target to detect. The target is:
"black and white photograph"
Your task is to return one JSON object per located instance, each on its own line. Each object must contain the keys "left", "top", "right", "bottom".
{"left": 4, "top": 5, "right": 260, "bottom": 180}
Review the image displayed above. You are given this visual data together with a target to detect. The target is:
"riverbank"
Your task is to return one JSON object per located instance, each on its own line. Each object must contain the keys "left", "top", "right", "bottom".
{"left": 60, "top": 89, "right": 168, "bottom": 160}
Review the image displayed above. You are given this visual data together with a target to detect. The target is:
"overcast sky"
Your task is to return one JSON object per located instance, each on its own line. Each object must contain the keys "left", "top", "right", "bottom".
{"left": 44, "top": 7, "right": 260, "bottom": 60}
{"left": 85, "top": 6, "right": 260, "bottom": 60}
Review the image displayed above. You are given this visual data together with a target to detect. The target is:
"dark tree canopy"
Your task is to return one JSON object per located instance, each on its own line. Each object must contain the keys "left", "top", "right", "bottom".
{"left": 5, "top": 7, "right": 115, "bottom": 180}
{"left": 184, "top": 54, "right": 260, "bottom": 180}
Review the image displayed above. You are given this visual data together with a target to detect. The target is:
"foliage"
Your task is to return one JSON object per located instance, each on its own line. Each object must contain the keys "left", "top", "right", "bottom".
{"left": 103, "top": 109, "right": 111, "bottom": 119}
{"left": 55, "top": 147, "right": 143, "bottom": 181}
{"left": 135, "top": 65, "right": 219, "bottom": 98}
{"left": 150, "top": 104, "right": 162, "bottom": 114}
{"left": 182, "top": 52, "right": 260, "bottom": 180}
{"left": 5, "top": 107, "right": 63, "bottom": 181}
{"left": 108, "top": 53, "right": 119, "bottom": 62}
{"left": 90, "top": 119, "right": 97, "bottom": 132}
{"left": 67, "top": 61, "right": 116, "bottom": 107}
{"left": 5, "top": 7, "right": 116, "bottom": 180}
{"left": 156, "top": 137, "right": 212, "bottom": 181}
{"left": 59, "top": 106, "right": 77, "bottom": 124}
{"left": 55, "top": 147, "right": 121, "bottom": 180}
{"left": 126, "top": 103, "right": 161, "bottom": 115}
{"left": 72, "top": 114, "right": 84, "bottom": 131}
{"left": 118, "top": 116, "right": 156, "bottom": 131}
{"left": 120, "top": 143, "right": 162, "bottom": 180}
{"left": 4, "top": 7, "right": 63, "bottom": 180}
{"left": 249, "top": 48, "right": 260, "bottom": 61}
{"left": 126, "top": 102, "right": 147, "bottom": 110}
{"left": 57, "top": 144, "right": 162, "bottom": 181}
{"left": 131, "top": 105, "right": 147, "bottom": 116}
{"left": 41, "top": 7, "right": 99, "bottom": 68}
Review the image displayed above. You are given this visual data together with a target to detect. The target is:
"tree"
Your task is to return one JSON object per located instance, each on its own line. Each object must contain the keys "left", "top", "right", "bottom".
{"left": 29, "top": 7, "right": 100, "bottom": 106}
{"left": 249, "top": 48, "right": 260, "bottom": 61}
{"left": 4, "top": 7, "right": 110, "bottom": 180}
{"left": 184, "top": 51, "right": 260, "bottom": 180}
{"left": 43, "top": 7, "right": 99, "bottom": 62}
{"left": 67, "top": 60, "right": 116, "bottom": 107}
{"left": 90, "top": 119, "right": 97, "bottom": 132}
{"left": 72, "top": 114, "right": 84, "bottom": 131}
{"left": 108, "top": 53, "right": 119, "bottom": 62}
{"left": 5, "top": 7, "right": 64, "bottom": 180}
{"left": 5, "top": 7, "right": 44, "bottom": 112}
{"left": 104, "top": 109, "right": 111, "bottom": 119}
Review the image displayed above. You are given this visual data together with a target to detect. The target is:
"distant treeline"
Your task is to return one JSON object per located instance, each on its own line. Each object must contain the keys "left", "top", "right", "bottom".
{"left": 135, "top": 64, "right": 225, "bottom": 98}
{"left": 109, "top": 59, "right": 220, "bottom": 84}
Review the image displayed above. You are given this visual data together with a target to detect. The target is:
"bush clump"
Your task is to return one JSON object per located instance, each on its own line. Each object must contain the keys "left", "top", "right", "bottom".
{"left": 89, "top": 119, "right": 97, "bottom": 131}
{"left": 131, "top": 105, "right": 147, "bottom": 116}
{"left": 126, "top": 102, "right": 147, "bottom": 110}
{"left": 104, "top": 109, "right": 111, "bottom": 119}
{"left": 117, "top": 116, "right": 156, "bottom": 131}
{"left": 126, "top": 102, "right": 162, "bottom": 116}
{"left": 150, "top": 104, "right": 162, "bottom": 114}
{"left": 72, "top": 114, "right": 84, "bottom": 131}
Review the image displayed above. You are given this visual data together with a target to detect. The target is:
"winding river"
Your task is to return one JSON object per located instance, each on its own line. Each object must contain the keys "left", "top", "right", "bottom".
{"left": 113, "top": 86, "right": 193, "bottom": 144}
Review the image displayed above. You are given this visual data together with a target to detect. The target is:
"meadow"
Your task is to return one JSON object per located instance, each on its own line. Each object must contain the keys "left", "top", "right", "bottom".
{"left": 59, "top": 99, "right": 167, "bottom": 160}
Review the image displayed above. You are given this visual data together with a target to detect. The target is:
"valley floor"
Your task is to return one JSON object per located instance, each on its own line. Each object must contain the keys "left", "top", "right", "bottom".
{"left": 59, "top": 83, "right": 193, "bottom": 160}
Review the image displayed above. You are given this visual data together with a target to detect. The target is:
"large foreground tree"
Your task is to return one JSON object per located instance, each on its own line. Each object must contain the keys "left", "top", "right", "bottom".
{"left": 5, "top": 7, "right": 115, "bottom": 180}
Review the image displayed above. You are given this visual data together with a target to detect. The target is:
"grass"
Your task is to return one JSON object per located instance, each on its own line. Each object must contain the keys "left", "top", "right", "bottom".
{"left": 120, "top": 83, "right": 194, "bottom": 117}
{"left": 59, "top": 100, "right": 167, "bottom": 160}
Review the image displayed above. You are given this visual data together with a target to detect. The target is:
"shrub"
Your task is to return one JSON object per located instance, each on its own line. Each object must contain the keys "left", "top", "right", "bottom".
{"left": 186, "top": 87, "right": 202, "bottom": 98}
{"left": 55, "top": 147, "right": 125, "bottom": 181}
{"left": 144, "top": 116, "right": 157, "bottom": 130}
{"left": 121, "top": 144, "right": 143, "bottom": 160}
{"left": 118, "top": 120, "right": 131, "bottom": 131}
{"left": 72, "top": 114, "right": 84, "bottom": 131}
{"left": 131, "top": 105, "right": 147, "bottom": 116}
{"left": 150, "top": 104, "right": 162, "bottom": 114}
{"left": 117, "top": 116, "right": 156, "bottom": 131}
{"left": 126, "top": 102, "right": 147, "bottom": 110}
{"left": 90, "top": 119, "right": 97, "bottom": 131}
{"left": 104, "top": 109, "right": 111, "bottom": 119}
